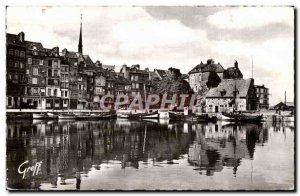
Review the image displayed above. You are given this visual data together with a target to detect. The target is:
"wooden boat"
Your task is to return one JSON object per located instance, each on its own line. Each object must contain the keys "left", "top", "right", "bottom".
{"left": 33, "top": 113, "right": 48, "bottom": 119}
{"left": 168, "top": 111, "right": 185, "bottom": 120}
{"left": 117, "top": 112, "right": 140, "bottom": 119}
{"left": 47, "top": 112, "right": 58, "bottom": 119}
{"left": 75, "top": 113, "right": 92, "bottom": 120}
{"left": 97, "top": 112, "right": 117, "bottom": 119}
{"left": 140, "top": 111, "right": 159, "bottom": 119}
{"left": 58, "top": 113, "right": 76, "bottom": 120}
{"left": 222, "top": 112, "right": 263, "bottom": 123}
{"left": 197, "top": 114, "right": 217, "bottom": 122}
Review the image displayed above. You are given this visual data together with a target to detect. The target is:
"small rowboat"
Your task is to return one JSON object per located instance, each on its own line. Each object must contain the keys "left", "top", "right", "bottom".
{"left": 47, "top": 112, "right": 58, "bottom": 119}
{"left": 222, "top": 112, "right": 262, "bottom": 123}
{"left": 58, "top": 113, "right": 76, "bottom": 120}
{"left": 140, "top": 111, "right": 159, "bottom": 119}
{"left": 197, "top": 114, "right": 217, "bottom": 122}
{"left": 33, "top": 113, "right": 48, "bottom": 119}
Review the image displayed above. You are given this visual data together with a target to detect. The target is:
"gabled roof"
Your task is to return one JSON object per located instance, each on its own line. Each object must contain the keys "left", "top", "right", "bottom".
{"left": 188, "top": 60, "right": 225, "bottom": 74}
{"left": 206, "top": 79, "right": 252, "bottom": 98}
{"left": 155, "top": 69, "right": 168, "bottom": 78}
{"left": 102, "top": 64, "right": 115, "bottom": 71}
{"left": 83, "top": 55, "right": 95, "bottom": 67}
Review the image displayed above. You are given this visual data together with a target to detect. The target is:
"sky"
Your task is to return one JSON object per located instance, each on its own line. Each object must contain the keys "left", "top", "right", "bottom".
{"left": 6, "top": 6, "right": 294, "bottom": 105}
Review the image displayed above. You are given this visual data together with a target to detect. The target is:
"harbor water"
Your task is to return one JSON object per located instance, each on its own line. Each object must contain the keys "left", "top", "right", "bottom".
{"left": 6, "top": 119, "right": 294, "bottom": 190}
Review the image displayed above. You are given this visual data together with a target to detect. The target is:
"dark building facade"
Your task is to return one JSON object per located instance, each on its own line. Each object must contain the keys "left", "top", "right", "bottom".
{"left": 254, "top": 85, "right": 269, "bottom": 109}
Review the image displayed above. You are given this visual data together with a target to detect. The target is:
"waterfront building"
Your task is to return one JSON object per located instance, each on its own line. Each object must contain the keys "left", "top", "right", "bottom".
{"left": 24, "top": 36, "right": 48, "bottom": 109}
{"left": 254, "top": 84, "right": 269, "bottom": 109}
{"left": 223, "top": 61, "right": 243, "bottom": 79}
{"left": 188, "top": 59, "right": 224, "bottom": 94}
{"left": 120, "top": 64, "right": 152, "bottom": 96}
{"left": 6, "top": 32, "right": 27, "bottom": 109}
{"left": 45, "top": 47, "right": 61, "bottom": 109}
{"left": 205, "top": 78, "right": 257, "bottom": 113}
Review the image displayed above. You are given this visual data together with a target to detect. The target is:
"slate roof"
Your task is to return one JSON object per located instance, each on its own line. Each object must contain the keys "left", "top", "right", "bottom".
{"left": 83, "top": 55, "right": 95, "bottom": 68}
{"left": 206, "top": 79, "right": 252, "bottom": 98}
{"left": 155, "top": 69, "right": 168, "bottom": 78}
{"left": 7, "top": 33, "right": 44, "bottom": 51}
{"left": 102, "top": 64, "right": 115, "bottom": 71}
{"left": 188, "top": 61, "right": 225, "bottom": 74}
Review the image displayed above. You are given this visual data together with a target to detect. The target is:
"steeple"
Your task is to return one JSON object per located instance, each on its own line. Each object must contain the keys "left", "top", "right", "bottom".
{"left": 78, "top": 14, "right": 83, "bottom": 54}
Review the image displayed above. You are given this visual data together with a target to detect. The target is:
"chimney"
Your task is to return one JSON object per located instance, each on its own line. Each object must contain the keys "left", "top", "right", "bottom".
{"left": 234, "top": 60, "right": 238, "bottom": 68}
{"left": 52, "top": 47, "right": 59, "bottom": 56}
{"left": 285, "top": 91, "right": 286, "bottom": 105}
{"left": 62, "top": 48, "right": 68, "bottom": 57}
{"left": 18, "top": 32, "right": 25, "bottom": 42}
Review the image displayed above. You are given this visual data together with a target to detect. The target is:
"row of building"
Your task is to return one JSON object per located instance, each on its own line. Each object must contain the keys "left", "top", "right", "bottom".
{"left": 6, "top": 20, "right": 270, "bottom": 111}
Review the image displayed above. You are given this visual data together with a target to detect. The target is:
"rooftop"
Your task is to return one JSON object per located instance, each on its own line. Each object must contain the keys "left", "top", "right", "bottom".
{"left": 206, "top": 78, "right": 252, "bottom": 98}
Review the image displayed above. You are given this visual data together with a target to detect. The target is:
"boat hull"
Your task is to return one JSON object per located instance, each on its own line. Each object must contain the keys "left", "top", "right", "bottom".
{"left": 58, "top": 114, "right": 76, "bottom": 120}
{"left": 33, "top": 113, "right": 48, "bottom": 119}
{"left": 222, "top": 112, "right": 262, "bottom": 123}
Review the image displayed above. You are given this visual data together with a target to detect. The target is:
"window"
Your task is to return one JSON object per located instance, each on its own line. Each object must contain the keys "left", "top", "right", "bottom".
{"left": 39, "top": 60, "right": 43, "bottom": 65}
{"left": 9, "top": 49, "right": 14, "bottom": 55}
{"left": 48, "top": 69, "right": 52, "bottom": 77}
{"left": 14, "top": 61, "right": 19, "bottom": 68}
{"left": 26, "top": 69, "right": 30, "bottom": 74}
{"left": 54, "top": 89, "right": 57, "bottom": 96}
{"left": 15, "top": 50, "right": 19, "bottom": 56}
{"left": 54, "top": 70, "right": 58, "bottom": 77}
{"left": 8, "top": 61, "right": 13, "bottom": 67}
{"left": 7, "top": 74, "right": 12, "bottom": 80}
{"left": 20, "top": 62, "right": 24, "bottom": 69}
{"left": 32, "top": 77, "right": 38, "bottom": 84}
{"left": 65, "top": 91, "right": 68, "bottom": 97}
{"left": 20, "top": 51, "right": 25, "bottom": 57}
{"left": 28, "top": 58, "right": 32, "bottom": 64}
{"left": 209, "top": 105, "right": 212, "bottom": 107}
{"left": 54, "top": 60, "right": 58, "bottom": 68}
{"left": 54, "top": 79, "right": 59, "bottom": 86}
{"left": 8, "top": 97, "right": 12, "bottom": 106}
{"left": 220, "top": 105, "right": 224, "bottom": 107}
{"left": 48, "top": 89, "right": 51, "bottom": 96}
{"left": 48, "top": 60, "right": 52, "bottom": 67}
{"left": 33, "top": 88, "right": 38, "bottom": 94}
{"left": 33, "top": 68, "right": 38, "bottom": 75}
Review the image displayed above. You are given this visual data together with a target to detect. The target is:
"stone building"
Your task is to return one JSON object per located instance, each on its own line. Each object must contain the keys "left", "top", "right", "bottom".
{"left": 24, "top": 37, "right": 48, "bottom": 109}
{"left": 44, "top": 47, "right": 61, "bottom": 109}
{"left": 188, "top": 59, "right": 224, "bottom": 94}
{"left": 120, "top": 64, "right": 152, "bottom": 96}
{"left": 254, "top": 84, "right": 269, "bottom": 109}
{"left": 223, "top": 61, "right": 243, "bottom": 79}
{"left": 6, "top": 32, "right": 27, "bottom": 109}
{"left": 205, "top": 78, "right": 257, "bottom": 113}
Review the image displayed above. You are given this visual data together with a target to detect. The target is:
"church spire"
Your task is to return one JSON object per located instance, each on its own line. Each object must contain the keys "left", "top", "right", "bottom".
{"left": 78, "top": 14, "right": 83, "bottom": 54}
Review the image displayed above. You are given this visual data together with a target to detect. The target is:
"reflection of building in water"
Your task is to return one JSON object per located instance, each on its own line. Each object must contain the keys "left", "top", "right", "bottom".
{"left": 188, "top": 123, "right": 267, "bottom": 176}
{"left": 7, "top": 120, "right": 196, "bottom": 189}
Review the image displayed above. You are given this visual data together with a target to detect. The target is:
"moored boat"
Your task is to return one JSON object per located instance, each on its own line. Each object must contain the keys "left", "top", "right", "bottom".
{"left": 58, "top": 113, "right": 76, "bottom": 120}
{"left": 33, "top": 113, "right": 48, "bottom": 119}
{"left": 117, "top": 112, "right": 141, "bottom": 119}
{"left": 97, "top": 112, "right": 117, "bottom": 119}
{"left": 140, "top": 111, "right": 159, "bottom": 119}
{"left": 222, "top": 112, "right": 262, "bottom": 123}
{"left": 197, "top": 113, "right": 217, "bottom": 122}
{"left": 47, "top": 112, "right": 58, "bottom": 119}
{"left": 168, "top": 111, "right": 185, "bottom": 120}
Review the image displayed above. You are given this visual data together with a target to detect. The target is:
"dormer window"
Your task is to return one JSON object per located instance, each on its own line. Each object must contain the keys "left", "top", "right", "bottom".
{"left": 220, "top": 90, "right": 226, "bottom": 96}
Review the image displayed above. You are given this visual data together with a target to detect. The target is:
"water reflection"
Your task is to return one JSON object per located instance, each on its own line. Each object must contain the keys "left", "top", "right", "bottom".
{"left": 6, "top": 119, "right": 294, "bottom": 190}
